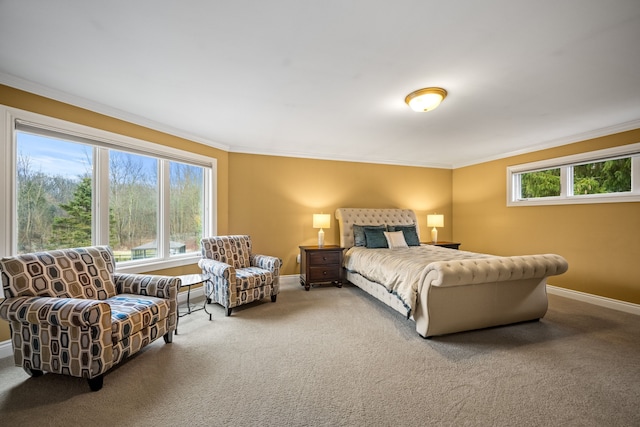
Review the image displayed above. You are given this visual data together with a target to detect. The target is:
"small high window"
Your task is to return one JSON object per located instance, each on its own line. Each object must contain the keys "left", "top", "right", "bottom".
{"left": 508, "top": 143, "right": 640, "bottom": 206}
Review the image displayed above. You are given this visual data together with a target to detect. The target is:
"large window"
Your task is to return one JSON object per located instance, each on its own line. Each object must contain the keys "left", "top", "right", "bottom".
{"left": 507, "top": 143, "right": 640, "bottom": 206}
{"left": 1, "top": 106, "right": 216, "bottom": 273}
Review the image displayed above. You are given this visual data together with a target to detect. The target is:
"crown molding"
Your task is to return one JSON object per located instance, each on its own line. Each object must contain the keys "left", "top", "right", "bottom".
{"left": 452, "top": 118, "right": 640, "bottom": 169}
{"left": 228, "top": 144, "right": 453, "bottom": 169}
{"left": 0, "top": 72, "right": 230, "bottom": 152}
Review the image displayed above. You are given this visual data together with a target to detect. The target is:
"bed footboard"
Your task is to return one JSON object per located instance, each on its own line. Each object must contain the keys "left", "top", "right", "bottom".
{"left": 414, "top": 254, "right": 569, "bottom": 337}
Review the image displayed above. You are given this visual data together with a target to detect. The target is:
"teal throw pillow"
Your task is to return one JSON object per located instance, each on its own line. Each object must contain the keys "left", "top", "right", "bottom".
{"left": 364, "top": 227, "right": 389, "bottom": 248}
{"left": 387, "top": 224, "right": 420, "bottom": 246}
{"left": 353, "top": 224, "right": 385, "bottom": 247}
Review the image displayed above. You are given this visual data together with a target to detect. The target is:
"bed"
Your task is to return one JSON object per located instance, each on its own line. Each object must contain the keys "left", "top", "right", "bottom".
{"left": 335, "top": 208, "right": 569, "bottom": 338}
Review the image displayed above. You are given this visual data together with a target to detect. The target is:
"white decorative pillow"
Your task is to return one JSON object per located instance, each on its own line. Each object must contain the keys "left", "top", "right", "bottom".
{"left": 383, "top": 231, "right": 408, "bottom": 248}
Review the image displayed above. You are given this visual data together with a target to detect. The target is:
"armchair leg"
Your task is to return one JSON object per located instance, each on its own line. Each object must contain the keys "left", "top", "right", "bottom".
{"left": 88, "top": 375, "right": 104, "bottom": 392}
{"left": 271, "top": 295, "right": 277, "bottom": 302}
{"left": 24, "top": 367, "right": 43, "bottom": 377}
{"left": 163, "top": 331, "right": 174, "bottom": 343}
{"left": 225, "top": 307, "right": 232, "bottom": 316}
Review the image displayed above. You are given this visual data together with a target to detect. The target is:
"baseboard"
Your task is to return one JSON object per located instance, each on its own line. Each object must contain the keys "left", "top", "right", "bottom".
{"left": 547, "top": 284, "right": 640, "bottom": 315}
{"left": 280, "top": 274, "right": 300, "bottom": 286}
{"left": 178, "top": 285, "right": 204, "bottom": 303}
{"left": 0, "top": 339, "right": 12, "bottom": 359}
{"left": 177, "top": 276, "right": 300, "bottom": 300}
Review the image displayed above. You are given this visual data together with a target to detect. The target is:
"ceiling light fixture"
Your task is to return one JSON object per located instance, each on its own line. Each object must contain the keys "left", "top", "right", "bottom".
{"left": 405, "top": 87, "right": 448, "bottom": 112}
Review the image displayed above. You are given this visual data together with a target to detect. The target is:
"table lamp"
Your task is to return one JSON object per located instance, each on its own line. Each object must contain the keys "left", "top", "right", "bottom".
{"left": 427, "top": 214, "right": 444, "bottom": 244}
{"left": 313, "top": 213, "right": 331, "bottom": 247}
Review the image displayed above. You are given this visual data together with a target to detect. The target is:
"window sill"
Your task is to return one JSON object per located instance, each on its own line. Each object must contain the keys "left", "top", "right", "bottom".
{"left": 115, "top": 254, "right": 201, "bottom": 274}
{"left": 508, "top": 193, "right": 640, "bottom": 207}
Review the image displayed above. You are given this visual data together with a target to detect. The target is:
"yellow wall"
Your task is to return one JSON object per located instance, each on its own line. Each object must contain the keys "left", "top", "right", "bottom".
{"left": 453, "top": 129, "right": 640, "bottom": 304}
{"left": 227, "top": 153, "right": 452, "bottom": 275}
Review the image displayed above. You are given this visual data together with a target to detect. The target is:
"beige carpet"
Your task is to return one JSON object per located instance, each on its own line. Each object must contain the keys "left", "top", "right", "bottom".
{"left": 1, "top": 280, "right": 639, "bottom": 426}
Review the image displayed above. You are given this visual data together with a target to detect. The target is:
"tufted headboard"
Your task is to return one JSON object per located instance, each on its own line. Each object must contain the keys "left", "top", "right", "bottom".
{"left": 335, "top": 208, "right": 420, "bottom": 248}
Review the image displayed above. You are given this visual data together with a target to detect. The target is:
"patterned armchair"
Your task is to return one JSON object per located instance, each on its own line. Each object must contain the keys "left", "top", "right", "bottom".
{"left": 0, "top": 246, "right": 179, "bottom": 391}
{"left": 198, "top": 235, "right": 281, "bottom": 316}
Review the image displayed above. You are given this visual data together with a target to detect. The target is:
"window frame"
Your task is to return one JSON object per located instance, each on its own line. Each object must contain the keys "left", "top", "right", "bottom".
{"left": 507, "top": 142, "right": 640, "bottom": 206}
{"left": 1, "top": 105, "right": 216, "bottom": 275}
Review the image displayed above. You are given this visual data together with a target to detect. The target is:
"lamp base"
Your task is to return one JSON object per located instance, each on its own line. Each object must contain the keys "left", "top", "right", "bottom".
{"left": 431, "top": 227, "right": 438, "bottom": 244}
{"left": 318, "top": 229, "right": 325, "bottom": 247}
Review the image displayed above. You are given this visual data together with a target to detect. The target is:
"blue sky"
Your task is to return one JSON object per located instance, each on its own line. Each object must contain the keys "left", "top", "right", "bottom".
{"left": 17, "top": 132, "right": 163, "bottom": 182}
{"left": 17, "top": 132, "right": 92, "bottom": 180}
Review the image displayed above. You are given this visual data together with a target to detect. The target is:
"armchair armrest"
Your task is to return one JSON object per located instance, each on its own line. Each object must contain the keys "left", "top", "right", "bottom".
{"left": 113, "top": 273, "right": 179, "bottom": 301}
{"left": 251, "top": 254, "right": 282, "bottom": 275}
{"left": 0, "top": 296, "right": 111, "bottom": 328}
{"left": 198, "top": 258, "right": 235, "bottom": 280}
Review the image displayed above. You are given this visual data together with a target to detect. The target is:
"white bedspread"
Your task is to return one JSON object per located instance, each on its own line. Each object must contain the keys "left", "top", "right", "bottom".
{"left": 344, "top": 245, "right": 494, "bottom": 314}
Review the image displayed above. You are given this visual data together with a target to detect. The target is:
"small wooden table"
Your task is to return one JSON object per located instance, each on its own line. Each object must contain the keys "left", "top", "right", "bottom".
{"left": 299, "top": 245, "right": 344, "bottom": 291}
{"left": 422, "top": 241, "right": 461, "bottom": 250}
{"left": 176, "top": 274, "right": 212, "bottom": 333}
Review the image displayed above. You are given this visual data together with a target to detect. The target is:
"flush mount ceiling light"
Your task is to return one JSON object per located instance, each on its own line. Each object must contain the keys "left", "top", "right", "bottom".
{"left": 405, "top": 87, "right": 448, "bottom": 112}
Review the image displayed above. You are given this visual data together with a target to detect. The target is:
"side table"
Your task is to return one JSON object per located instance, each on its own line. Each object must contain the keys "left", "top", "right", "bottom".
{"left": 176, "top": 273, "right": 212, "bottom": 334}
{"left": 422, "top": 241, "right": 461, "bottom": 250}
{"left": 299, "top": 245, "right": 344, "bottom": 291}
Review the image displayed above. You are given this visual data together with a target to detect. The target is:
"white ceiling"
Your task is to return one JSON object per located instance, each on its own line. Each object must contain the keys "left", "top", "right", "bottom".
{"left": 1, "top": 1, "right": 640, "bottom": 168}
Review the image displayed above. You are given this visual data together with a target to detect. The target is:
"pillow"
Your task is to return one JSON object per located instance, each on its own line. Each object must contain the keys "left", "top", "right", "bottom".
{"left": 383, "top": 231, "right": 408, "bottom": 248}
{"left": 387, "top": 224, "right": 420, "bottom": 246}
{"left": 363, "top": 227, "right": 388, "bottom": 248}
{"left": 353, "top": 224, "right": 385, "bottom": 247}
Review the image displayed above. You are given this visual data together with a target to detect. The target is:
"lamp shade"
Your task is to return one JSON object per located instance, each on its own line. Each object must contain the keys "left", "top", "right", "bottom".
{"left": 427, "top": 214, "right": 444, "bottom": 228}
{"left": 405, "top": 87, "right": 447, "bottom": 112}
{"left": 313, "top": 214, "right": 331, "bottom": 229}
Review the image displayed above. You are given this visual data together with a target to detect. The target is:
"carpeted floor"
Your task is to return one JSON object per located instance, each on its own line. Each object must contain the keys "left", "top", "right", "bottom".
{"left": 1, "top": 280, "right": 639, "bottom": 426}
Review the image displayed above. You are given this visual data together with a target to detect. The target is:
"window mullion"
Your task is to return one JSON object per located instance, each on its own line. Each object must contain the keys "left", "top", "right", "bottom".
{"left": 563, "top": 166, "right": 571, "bottom": 198}
{"left": 205, "top": 167, "right": 215, "bottom": 237}
{"left": 633, "top": 156, "right": 640, "bottom": 195}
{"left": 94, "top": 147, "right": 110, "bottom": 245}
{"left": 159, "top": 160, "right": 170, "bottom": 259}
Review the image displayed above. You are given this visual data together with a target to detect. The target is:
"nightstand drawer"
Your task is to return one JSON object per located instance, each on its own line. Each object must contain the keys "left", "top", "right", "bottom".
{"left": 308, "top": 266, "right": 341, "bottom": 282}
{"left": 309, "top": 251, "right": 341, "bottom": 265}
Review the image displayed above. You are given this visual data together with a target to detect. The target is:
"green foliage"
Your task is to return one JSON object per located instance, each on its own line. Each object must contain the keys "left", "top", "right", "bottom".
{"left": 521, "top": 169, "right": 561, "bottom": 198}
{"left": 17, "top": 155, "right": 74, "bottom": 252}
{"left": 18, "top": 146, "right": 204, "bottom": 255}
{"left": 51, "top": 177, "right": 93, "bottom": 247}
{"left": 520, "top": 157, "right": 631, "bottom": 198}
{"left": 573, "top": 158, "right": 631, "bottom": 195}
{"left": 169, "top": 162, "right": 203, "bottom": 251}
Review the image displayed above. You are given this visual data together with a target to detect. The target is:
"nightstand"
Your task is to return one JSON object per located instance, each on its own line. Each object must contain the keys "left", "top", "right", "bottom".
{"left": 299, "top": 245, "right": 344, "bottom": 291}
{"left": 423, "top": 241, "right": 461, "bottom": 250}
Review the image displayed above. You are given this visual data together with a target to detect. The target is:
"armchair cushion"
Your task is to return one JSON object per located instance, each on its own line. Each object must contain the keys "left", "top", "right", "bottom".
{"left": 236, "top": 267, "right": 274, "bottom": 290}
{"left": 107, "top": 294, "right": 171, "bottom": 343}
